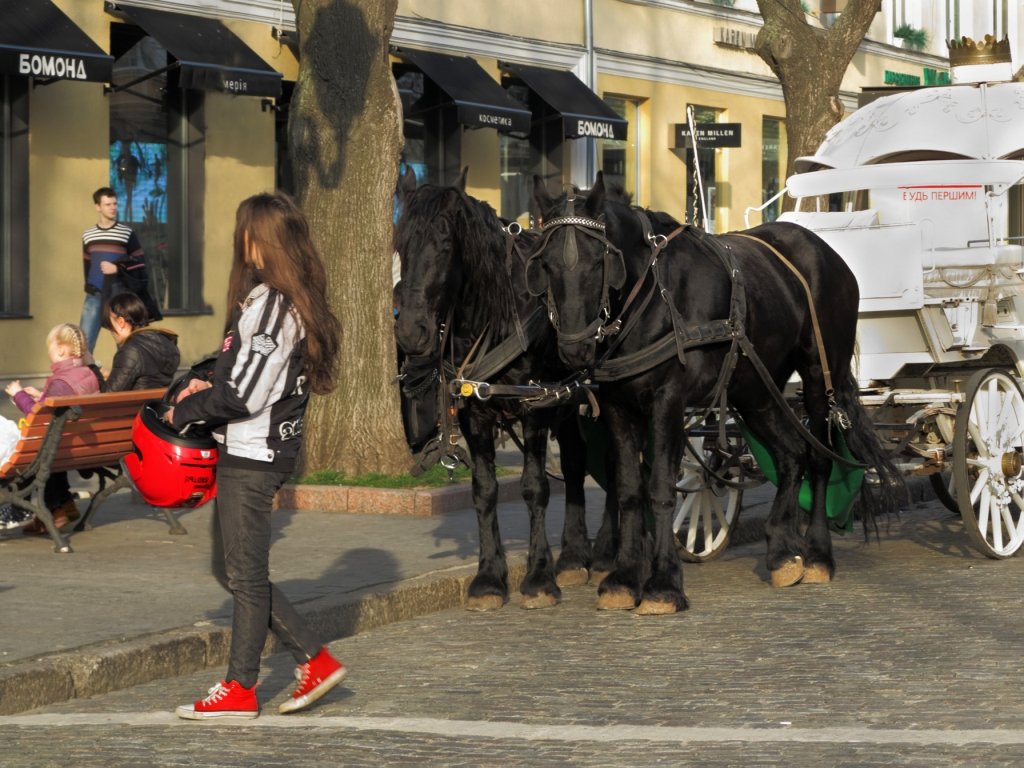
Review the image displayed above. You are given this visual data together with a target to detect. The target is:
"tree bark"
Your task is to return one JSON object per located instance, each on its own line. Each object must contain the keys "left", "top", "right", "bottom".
{"left": 289, "top": 0, "right": 409, "bottom": 475}
{"left": 755, "top": 0, "right": 881, "bottom": 205}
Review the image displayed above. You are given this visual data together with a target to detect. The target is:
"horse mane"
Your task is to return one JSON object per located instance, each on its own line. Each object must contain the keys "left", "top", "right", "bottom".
{"left": 394, "top": 182, "right": 518, "bottom": 338}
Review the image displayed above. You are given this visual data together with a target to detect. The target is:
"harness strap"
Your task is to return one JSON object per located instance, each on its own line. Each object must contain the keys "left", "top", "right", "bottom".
{"left": 735, "top": 334, "right": 867, "bottom": 468}
{"left": 731, "top": 232, "right": 835, "bottom": 397}
{"left": 504, "top": 227, "right": 530, "bottom": 351}
{"left": 450, "top": 306, "right": 549, "bottom": 383}
{"left": 593, "top": 213, "right": 739, "bottom": 381}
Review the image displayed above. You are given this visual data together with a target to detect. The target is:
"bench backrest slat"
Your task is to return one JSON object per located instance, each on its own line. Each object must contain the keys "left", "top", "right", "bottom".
{"left": 0, "top": 388, "right": 165, "bottom": 479}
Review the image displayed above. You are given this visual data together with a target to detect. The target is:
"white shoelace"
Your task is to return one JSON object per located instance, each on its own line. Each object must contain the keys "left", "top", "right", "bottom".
{"left": 200, "top": 682, "right": 229, "bottom": 704}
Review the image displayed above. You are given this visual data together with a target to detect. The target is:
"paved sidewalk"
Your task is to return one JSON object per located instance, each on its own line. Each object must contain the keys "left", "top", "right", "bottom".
{"left": 0, "top": 475, "right": 775, "bottom": 715}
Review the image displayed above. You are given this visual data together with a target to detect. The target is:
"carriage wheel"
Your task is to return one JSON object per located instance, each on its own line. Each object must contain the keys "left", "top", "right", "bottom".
{"left": 673, "top": 434, "right": 747, "bottom": 563}
{"left": 953, "top": 368, "right": 1024, "bottom": 559}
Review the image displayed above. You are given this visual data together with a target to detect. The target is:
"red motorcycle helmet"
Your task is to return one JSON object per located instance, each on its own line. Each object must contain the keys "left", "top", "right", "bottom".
{"left": 123, "top": 401, "right": 218, "bottom": 508}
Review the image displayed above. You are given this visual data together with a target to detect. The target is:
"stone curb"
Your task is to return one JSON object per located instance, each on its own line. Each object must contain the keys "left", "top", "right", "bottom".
{"left": 274, "top": 475, "right": 543, "bottom": 516}
{"left": 0, "top": 558, "right": 530, "bottom": 716}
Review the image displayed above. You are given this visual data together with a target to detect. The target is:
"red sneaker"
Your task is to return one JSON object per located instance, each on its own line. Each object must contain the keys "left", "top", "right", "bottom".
{"left": 278, "top": 647, "right": 348, "bottom": 714}
{"left": 176, "top": 680, "right": 259, "bottom": 720}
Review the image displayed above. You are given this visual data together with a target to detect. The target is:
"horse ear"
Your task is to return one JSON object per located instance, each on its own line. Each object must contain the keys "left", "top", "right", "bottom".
{"left": 398, "top": 164, "right": 417, "bottom": 203}
{"left": 525, "top": 255, "right": 548, "bottom": 297}
{"left": 533, "top": 175, "right": 555, "bottom": 220}
{"left": 456, "top": 166, "right": 468, "bottom": 191}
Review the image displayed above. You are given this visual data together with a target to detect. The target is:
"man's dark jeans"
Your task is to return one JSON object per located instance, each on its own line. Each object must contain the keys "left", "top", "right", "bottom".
{"left": 212, "top": 464, "right": 322, "bottom": 688}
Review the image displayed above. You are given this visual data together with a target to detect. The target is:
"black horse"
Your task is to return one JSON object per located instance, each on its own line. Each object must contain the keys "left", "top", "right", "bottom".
{"left": 527, "top": 173, "right": 900, "bottom": 614}
{"left": 394, "top": 169, "right": 616, "bottom": 609}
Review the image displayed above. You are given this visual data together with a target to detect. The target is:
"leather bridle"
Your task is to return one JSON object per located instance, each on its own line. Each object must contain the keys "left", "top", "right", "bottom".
{"left": 525, "top": 194, "right": 626, "bottom": 345}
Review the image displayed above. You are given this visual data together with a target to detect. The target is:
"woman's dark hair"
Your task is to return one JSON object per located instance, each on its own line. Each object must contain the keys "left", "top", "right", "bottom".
{"left": 102, "top": 292, "right": 150, "bottom": 331}
{"left": 228, "top": 192, "right": 341, "bottom": 395}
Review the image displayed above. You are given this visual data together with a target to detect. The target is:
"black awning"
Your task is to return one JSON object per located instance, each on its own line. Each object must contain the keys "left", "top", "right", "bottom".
{"left": 0, "top": 0, "right": 113, "bottom": 83}
{"left": 394, "top": 47, "right": 531, "bottom": 133}
{"left": 500, "top": 62, "right": 627, "bottom": 141}
{"left": 106, "top": 3, "right": 282, "bottom": 97}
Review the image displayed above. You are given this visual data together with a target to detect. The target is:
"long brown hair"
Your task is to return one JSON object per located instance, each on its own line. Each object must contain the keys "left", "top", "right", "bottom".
{"left": 228, "top": 193, "right": 341, "bottom": 394}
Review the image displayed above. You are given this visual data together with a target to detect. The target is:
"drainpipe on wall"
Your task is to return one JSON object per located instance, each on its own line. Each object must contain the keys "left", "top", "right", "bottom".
{"left": 583, "top": 0, "right": 597, "bottom": 184}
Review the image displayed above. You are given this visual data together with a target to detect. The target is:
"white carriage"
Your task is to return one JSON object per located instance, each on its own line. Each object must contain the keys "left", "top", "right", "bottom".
{"left": 726, "top": 79, "right": 1024, "bottom": 559}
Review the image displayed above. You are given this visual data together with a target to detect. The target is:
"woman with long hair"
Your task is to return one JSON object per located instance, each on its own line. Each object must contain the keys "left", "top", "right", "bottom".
{"left": 168, "top": 192, "right": 343, "bottom": 719}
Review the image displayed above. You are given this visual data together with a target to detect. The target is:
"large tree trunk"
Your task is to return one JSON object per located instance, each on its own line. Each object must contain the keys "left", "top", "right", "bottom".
{"left": 290, "top": 0, "right": 408, "bottom": 475}
{"left": 755, "top": 0, "right": 881, "bottom": 207}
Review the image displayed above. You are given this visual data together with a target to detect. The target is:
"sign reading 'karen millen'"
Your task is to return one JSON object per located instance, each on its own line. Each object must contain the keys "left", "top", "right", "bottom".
{"left": 674, "top": 123, "right": 742, "bottom": 149}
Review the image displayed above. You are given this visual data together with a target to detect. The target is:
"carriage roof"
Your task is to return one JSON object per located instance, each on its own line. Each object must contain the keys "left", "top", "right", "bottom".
{"left": 794, "top": 81, "right": 1024, "bottom": 173}
{"left": 785, "top": 159, "right": 1024, "bottom": 199}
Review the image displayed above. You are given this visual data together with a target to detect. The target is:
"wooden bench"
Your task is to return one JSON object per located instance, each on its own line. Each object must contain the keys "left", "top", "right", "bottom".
{"left": 0, "top": 388, "right": 175, "bottom": 552}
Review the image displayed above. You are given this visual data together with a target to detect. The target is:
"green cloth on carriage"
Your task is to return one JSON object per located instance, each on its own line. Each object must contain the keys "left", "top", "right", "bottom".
{"left": 741, "top": 426, "right": 864, "bottom": 533}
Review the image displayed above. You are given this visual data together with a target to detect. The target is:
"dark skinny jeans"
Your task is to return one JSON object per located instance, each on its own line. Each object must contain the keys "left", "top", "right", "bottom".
{"left": 212, "top": 464, "right": 322, "bottom": 688}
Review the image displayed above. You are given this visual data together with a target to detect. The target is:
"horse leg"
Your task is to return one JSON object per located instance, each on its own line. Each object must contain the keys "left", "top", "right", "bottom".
{"left": 596, "top": 403, "right": 647, "bottom": 610}
{"left": 462, "top": 408, "right": 509, "bottom": 610}
{"left": 636, "top": 408, "right": 688, "bottom": 615}
{"left": 747, "top": 407, "right": 808, "bottom": 587}
{"left": 590, "top": 464, "right": 619, "bottom": 585}
{"left": 799, "top": 371, "right": 836, "bottom": 585}
{"left": 553, "top": 415, "right": 592, "bottom": 588}
{"left": 518, "top": 414, "right": 561, "bottom": 609}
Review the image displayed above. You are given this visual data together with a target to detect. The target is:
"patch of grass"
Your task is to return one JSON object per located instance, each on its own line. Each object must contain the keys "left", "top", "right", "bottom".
{"left": 296, "top": 464, "right": 510, "bottom": 488}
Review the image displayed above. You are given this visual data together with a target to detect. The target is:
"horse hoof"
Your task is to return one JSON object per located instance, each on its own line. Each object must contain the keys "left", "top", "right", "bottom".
{"left": 466, "top": 594, "right": 505, "bottom": 611}
{"left": 597, "top": 590, "right": 637, "bottom": 611}
{"left": 589, "top": 570, "right": 610, "bottom": 586}
{"left": 769, "top": 556, "right": 804, "bottom": 588}
{"left": 635, "top": 599, "right": 679, "bottom": 616}
{"left": 556, "top": 568, "right": 590, "bottom": 588}
{"left": 801, "top": 563, "right": 833, "bottom": 584}
{"left": 520, "top": 592, "right": 559, "bottom": 610}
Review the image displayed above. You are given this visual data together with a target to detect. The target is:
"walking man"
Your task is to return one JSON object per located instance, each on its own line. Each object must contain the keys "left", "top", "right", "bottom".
{"left": 80, "top": 187, "right": 146, "bottom": 352}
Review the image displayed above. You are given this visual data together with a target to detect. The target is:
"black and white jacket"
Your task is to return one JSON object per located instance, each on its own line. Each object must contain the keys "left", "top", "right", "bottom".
{"left": 172, "top": 285, "right": 309, "bottom": 473}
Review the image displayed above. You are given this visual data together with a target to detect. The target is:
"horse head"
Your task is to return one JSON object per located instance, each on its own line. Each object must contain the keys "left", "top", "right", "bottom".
{"left": 527, "top": 172, "right": 626, "bottom": 370}
{"left": 394, "top": 178, "right": 467, "bottom": 356}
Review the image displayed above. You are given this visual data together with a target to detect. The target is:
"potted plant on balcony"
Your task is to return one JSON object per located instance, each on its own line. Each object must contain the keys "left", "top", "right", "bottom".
{"left": 894, "top": 23, "right": 928, "bottom": 51}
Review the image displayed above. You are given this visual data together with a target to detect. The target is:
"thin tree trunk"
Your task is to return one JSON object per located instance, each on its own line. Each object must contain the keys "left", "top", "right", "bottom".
{"left": 755, "top": 0, "right": 881, "bottom": 208}
{"left": 290, "top": 0, "right": 408, "bottom": 475}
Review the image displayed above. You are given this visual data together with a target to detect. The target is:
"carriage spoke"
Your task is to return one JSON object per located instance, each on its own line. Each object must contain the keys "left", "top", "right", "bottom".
{"left": 673, "top": 434, "right": 744, "bottom": 562}
{"left": 968, "top": 467, "right": 989, "bottom": 508}
{"left": 999, "top": 499, "right": 1017, "bottom": 540}
{"left": 966, "top": 422, "right": 990, "bottom": 459}
{"left": 995, "top": 392, "right": 1017, "bottom": 446}
{"left": 683, "top": 495, "right": 700, "bottom": 553}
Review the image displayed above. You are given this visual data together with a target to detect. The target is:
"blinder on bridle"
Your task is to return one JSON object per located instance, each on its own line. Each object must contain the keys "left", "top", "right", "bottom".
{"left": 525, "top": 193, "right": 626, "bottom": 344}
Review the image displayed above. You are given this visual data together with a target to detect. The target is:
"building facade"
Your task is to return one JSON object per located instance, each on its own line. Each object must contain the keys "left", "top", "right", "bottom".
{"left": 0, "top": 0, "right": 1012, "bottom": 379}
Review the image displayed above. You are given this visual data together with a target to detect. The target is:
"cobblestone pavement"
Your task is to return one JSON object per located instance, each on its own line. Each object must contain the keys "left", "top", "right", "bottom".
{"left": 6, "top": 500, "right": 1024, "bottom": 766}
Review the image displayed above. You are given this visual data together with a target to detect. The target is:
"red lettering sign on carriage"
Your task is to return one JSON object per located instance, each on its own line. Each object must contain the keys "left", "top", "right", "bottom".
{"left": 899, "top": 184, "right": 980, "bottom": 202}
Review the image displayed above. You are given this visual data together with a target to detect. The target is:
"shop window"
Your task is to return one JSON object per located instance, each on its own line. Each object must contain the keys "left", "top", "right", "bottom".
{"left": 761, "top": 117, "right": 786, "bottom": 223}
{"left": 393, "top": 64, "right": 466, "bottom": 187}
{"left": 499, "top": 83, "right": 533, "bottom": 225}
{"left": 598, "top": 96, "right": 641, "bottom": 204}
{"left": 500, "top": 131, "right": 533, "bottom": 226}
{"left": 395, "top": 68, "right": 431, "bottom": 185}
{"left": 0, "top": 76, "right": 28, "bottom": 317}
{"left": 108, "top": 26, "right": 205, "bottom": 314}
{"left": 685, "top": 105, "right": 721, "bottom": 232}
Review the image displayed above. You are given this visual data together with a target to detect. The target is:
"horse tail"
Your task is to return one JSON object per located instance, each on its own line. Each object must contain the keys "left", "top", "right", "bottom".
{"left": 833, "top": 370, "right": 905, "bottom": 535}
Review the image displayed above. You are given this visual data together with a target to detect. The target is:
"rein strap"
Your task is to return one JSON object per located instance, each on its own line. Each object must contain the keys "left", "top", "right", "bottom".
{"left": 732, "top": 232, "right": 834, "bottom": 398}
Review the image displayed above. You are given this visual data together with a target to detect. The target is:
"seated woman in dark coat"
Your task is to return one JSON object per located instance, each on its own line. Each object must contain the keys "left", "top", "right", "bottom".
{"left": 103, "top": 292, "right": 180, "bottom": 391}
